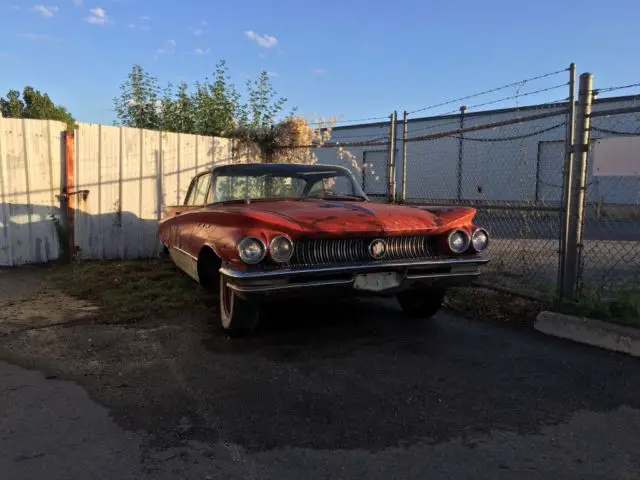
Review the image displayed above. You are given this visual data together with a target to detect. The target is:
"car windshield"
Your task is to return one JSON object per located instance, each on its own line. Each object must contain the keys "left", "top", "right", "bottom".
{"left": 210, "top": 166, "right": 367, "bottom": 203}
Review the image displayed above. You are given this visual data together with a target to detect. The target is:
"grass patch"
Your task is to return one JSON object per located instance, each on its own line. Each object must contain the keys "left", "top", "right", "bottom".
{"left": 47, "top": 259, "right": 216, "bottom": 325}
{"left": 445, "top": 286, "right": 549, "bottom": 327}
{"left": 558, "top": 288, "right": 640, "bottom": 329}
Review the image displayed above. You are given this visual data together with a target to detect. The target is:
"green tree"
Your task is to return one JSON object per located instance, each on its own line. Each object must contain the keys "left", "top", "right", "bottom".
{"left": 113, "top": 64, "right": 162, "bottom": 130}
{"left": 173, "top": 81, "right": 196, "bottom": 133}
{"left": 1, "top": 87, "right": 76, "bottom": 130}
{"left": 191, "top": 60, "right": 242, "bottom": 137}
{"left": 0, "top": 90, "right": 24, "bottom": 118}
{"left": 241, "top": 71, "right": 288, "bottom": 131}
{"left": 113, "top": 61, "right": 295, "bottom": 149}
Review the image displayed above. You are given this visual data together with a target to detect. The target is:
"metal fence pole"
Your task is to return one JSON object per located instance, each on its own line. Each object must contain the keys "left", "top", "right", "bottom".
{"left": 456, "top": 106, "right": 467, "bottom": 201}
{"left": 387, "top": 111, "right": 397, "bottom": 202}
{"left": 401, "top": 110, "right": 409, "bottom": 202}
{"left": 561, "top": 71, "right": 593, "bottom": 301}
{"left": 558, "top": 63, "right": 577, "bottom": 300}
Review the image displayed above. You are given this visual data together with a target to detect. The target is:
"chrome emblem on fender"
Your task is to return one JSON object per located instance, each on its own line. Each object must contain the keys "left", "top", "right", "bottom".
{"left": 369, "top": 238, "right": 387, "bottom": 259}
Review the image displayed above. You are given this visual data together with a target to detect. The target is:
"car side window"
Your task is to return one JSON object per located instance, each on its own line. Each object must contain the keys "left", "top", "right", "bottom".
{"left": 184, "top": 177, "right": 198, "bottom": 205}
{"left": 192, "top": 174, "right": 211, "bottom": 206}
{"left": 185, "top": 174, "right": 211, "bottom": 206}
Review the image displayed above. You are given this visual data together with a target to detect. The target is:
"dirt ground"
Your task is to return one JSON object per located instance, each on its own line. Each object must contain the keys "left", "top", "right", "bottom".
{"left": 1, "top": 261, "right": 639, "bottom": 479}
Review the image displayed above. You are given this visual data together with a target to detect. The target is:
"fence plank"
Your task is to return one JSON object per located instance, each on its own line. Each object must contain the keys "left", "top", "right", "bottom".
{"left": 0, "top": 118, "right": 65, "bottom": 266}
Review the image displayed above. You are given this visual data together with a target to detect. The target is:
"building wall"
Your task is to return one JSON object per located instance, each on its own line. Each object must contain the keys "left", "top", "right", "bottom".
{"left": 314, "top": 96, "right": 640, "bottom": 206}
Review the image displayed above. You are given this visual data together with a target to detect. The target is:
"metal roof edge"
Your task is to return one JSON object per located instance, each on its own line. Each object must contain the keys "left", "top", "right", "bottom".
{"left": 329, "top": 93, "right": 640, "bottom": 132}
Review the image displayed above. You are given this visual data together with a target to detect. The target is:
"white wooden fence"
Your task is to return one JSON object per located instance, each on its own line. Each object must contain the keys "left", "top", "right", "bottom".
{"left": 0, "top": 117, "right": 246, "bottom": 266}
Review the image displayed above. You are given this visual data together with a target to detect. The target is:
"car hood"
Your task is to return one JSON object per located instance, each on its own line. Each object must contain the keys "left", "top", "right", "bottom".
{"left": 221, "top": 200, "right": 476, "bottom": 237}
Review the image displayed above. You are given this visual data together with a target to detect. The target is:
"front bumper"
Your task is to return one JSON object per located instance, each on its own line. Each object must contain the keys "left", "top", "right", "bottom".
{"left": 219, "top": 255, "right": 489, "bottom": 298}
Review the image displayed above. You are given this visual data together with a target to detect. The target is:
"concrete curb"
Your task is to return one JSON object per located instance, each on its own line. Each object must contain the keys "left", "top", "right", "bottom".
{"left": 534, "top": 311, "right": 640, "bottom": 357}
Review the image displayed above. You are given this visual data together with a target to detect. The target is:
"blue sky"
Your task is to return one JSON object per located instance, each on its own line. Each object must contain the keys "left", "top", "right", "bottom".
{"left": 1, "top": 0, "right": 639, "bottom": 126}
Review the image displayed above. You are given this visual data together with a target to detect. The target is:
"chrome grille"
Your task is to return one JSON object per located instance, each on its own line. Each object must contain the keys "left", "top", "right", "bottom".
{"left": 288, "top": 236, "right": 440, "bottom": 267}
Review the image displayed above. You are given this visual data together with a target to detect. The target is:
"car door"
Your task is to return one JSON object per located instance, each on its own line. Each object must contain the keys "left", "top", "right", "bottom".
{"left": 177, "top": 172, "right": 212, "bottom": 256}
{"left": 163, "top": 172, "right": 210, "bottom": 251}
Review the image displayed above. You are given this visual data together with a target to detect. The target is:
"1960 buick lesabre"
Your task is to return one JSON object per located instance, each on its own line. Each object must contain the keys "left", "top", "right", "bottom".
{"left": 159, "top": 163, "right": 489, "bottom": 335}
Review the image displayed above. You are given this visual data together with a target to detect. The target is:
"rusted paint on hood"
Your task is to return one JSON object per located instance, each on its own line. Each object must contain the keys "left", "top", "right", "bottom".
{"left": 208, "top": 200, "right": 477, "bottom": 238}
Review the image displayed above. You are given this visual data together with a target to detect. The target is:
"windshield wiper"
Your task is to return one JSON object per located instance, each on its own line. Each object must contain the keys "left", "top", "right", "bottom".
{"left": 304, "top": 194, "right": 366, "bottom": 201}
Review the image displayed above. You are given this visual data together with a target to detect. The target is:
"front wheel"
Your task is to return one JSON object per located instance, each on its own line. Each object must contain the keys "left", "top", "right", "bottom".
{"left": 219, "top": 274, "right": 260, "bottom": 336}
{"left": 396, "top": 286, "right": 446, "bottom": 319}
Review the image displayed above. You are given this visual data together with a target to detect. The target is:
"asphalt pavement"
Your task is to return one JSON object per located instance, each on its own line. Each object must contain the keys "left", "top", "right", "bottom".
{"left": 1, "top": 297, "right": 639, "bottom": 479}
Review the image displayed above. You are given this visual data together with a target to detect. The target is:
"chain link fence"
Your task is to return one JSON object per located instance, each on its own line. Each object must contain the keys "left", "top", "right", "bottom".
{"left": 579, "top": 90, "right": 640, "bottom": 298}
{"left": 402, "top": 103, "right": 570, "bottom": 299}
{"left": 272, "top": 66, "right": 639, "bottom": 305}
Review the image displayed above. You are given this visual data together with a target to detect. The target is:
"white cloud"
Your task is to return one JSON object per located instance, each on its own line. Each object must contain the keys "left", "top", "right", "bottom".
{"left": 194, "top": 47, "right": 210, "bottom": 55}
{"left": 33, "top": 5, "right": 59, "bottom": 17}
{"left": 244, "top": 30, "right": 277, "bottom": 49}
{"left": 17, "top": 33, "right": 53, "bottom": 41}
{"left": 129, "top": 15, "right": 150, "bottom": 30}
{"left": 154, "top": 39, "right": 176, "bottom": 59}
{"left": 311, "top": 68, "right": 326, "bottom": 75}
{"left": 129, "top": 23, "right": 150, "bottom": 31}
{"left": 188, "top": 21, "right": 207, "bottom": 36}
{"left": 86, "top": 7, "right": 110, "bottom": 25}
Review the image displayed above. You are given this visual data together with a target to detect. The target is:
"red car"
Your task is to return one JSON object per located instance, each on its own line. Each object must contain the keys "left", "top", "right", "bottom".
{"left": 159, "top": 163, "right": 489, "bottom": 335}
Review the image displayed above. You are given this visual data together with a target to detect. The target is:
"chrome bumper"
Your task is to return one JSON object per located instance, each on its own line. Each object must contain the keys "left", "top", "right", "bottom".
{"left": 220, "top": 255, "right": 489, "bottom": 296}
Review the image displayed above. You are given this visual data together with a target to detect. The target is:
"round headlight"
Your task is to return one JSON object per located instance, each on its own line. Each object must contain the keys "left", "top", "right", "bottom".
{"left": 269, "top": 236, "right": 294, "bottom": 263}
{"left": 237, "top": 237, "right": 266, "bottom": 264}
{"left": 471, "top": 228, "right": 489, "bottom": 251}
{"left": 447, "top": 230, "right": 470, "bottom": 254}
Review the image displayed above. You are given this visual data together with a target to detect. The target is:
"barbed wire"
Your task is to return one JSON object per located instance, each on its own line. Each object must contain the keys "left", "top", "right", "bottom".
{"left": 308, "top": 115, "right": 389, "bottom": 126}
{"left": 596, "top": 82, "right": 640, "bottom": 93}
{"left": 331, "top": 131, "right": 393, "bottom": 140}
{"left": 307, "top": 67, "right": 569, "bottom": 127}
{"left": 403, "top": 98, "right": 569, "bottom": 139}
{"left": 591, "top": 126, "right": 640, "bottom": 136}
{"left": 462, "top": 83, "right": 568, "bottom": 111}
{"left": 450, "top": 121, "right": 566, "bottom": 142}
{"left": 406, "top": 67, "right": 569, "bottom": 115}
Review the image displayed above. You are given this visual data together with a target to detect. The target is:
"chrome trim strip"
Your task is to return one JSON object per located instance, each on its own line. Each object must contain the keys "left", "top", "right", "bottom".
{"left": 226, "top": 279, "right": 354, "bottom": 293}
{"left": 220, "top": 255, "right": 489, "bottom": 280}
{"left": 406, "top": 271, "right": 480, "bottom": 280}
{"left": 169, "top": 246, "right": 199, "bottom": 282}
{"left": 172, "top": 246, "right": 197, "bottom": 260}
{"left": 226, "top": 270, "right": 481, "bottom": 294}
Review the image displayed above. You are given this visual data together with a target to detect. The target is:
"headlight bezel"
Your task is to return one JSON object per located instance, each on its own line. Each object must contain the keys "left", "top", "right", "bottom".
{"left": 471, "top": 228, "right": 489, "bottom": 252}
{"left": 269, "top": 236, "right": 294, "bottom": 263}
{"left": 447, "top": 229, "right": 471, "bottom": 254}
{"left": 237, "top": 237, "right": 267, "bottom": 264}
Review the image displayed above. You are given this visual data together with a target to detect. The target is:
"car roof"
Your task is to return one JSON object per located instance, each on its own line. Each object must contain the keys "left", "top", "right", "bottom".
{"left": 211, "top": 162, "right": 352, "bottom": 176}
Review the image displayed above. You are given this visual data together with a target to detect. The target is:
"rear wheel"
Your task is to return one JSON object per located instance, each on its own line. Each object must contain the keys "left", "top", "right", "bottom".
{"left": 219, "top": 273, "right": 260, "bottom": 336}
{"left": 396, "top": 286, "right": 446, "bottom": 319}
